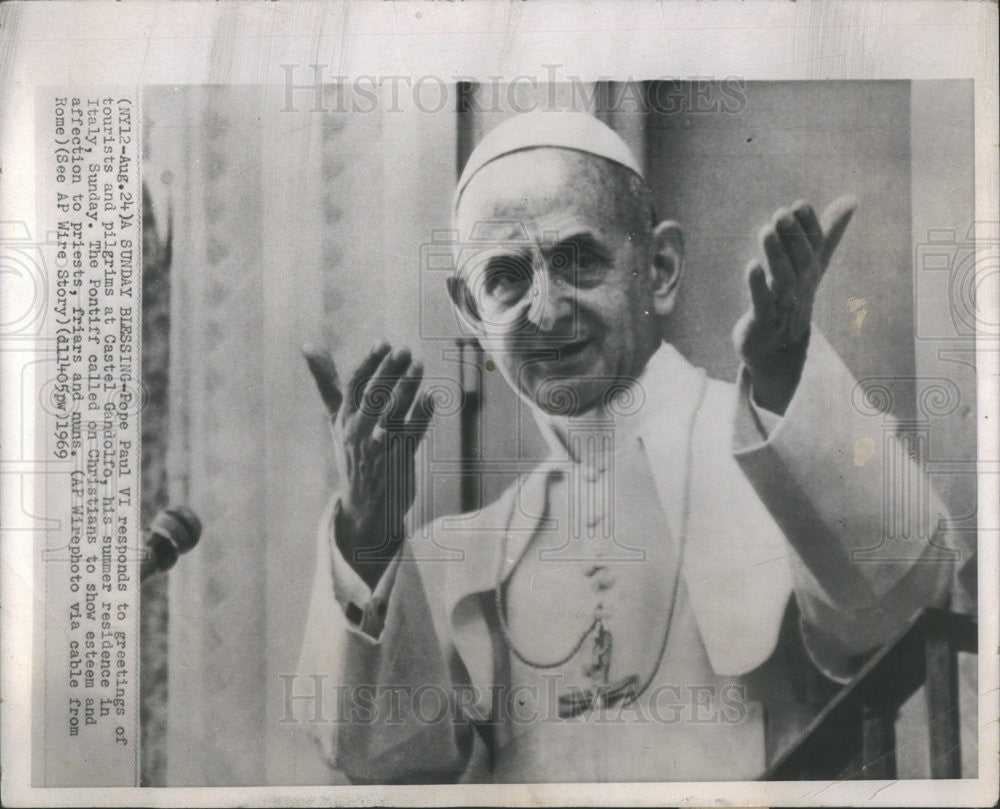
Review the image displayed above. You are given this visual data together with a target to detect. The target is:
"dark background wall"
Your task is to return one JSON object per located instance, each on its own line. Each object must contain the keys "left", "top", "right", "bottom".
{"left": 650, "top": 81, "right": 914, "bottom": 396}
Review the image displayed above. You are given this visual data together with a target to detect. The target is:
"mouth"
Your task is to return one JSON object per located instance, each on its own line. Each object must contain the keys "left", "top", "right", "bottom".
{"left": 552, "top": 337, "right": 592, "bottom": 361}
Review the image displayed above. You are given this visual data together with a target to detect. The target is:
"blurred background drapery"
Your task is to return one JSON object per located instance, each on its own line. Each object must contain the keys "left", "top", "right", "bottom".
{"left": 143, "top": 84, "right": 460, "bottom": 785}
{"left": 140, "top": 80, "right": 977, "bottom": 785}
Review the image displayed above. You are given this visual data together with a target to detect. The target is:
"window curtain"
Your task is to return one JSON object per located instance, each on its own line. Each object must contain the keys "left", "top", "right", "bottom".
{"left": 144, "top": 84, "right": 458, "bottom": 786}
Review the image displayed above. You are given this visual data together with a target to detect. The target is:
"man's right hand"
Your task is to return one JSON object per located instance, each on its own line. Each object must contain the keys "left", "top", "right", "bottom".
{"left": 302, "top": 341, "right": 434, "bottom": 590}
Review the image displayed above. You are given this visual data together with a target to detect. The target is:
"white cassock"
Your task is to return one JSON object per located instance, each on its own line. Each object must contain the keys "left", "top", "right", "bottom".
{"left": 295, "top": 331, "right": 957, "bottom": 783}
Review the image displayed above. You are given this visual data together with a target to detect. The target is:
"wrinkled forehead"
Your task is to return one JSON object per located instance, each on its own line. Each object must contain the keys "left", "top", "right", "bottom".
{"left": 454, "top": 148, "right": 620, "bottom": 243}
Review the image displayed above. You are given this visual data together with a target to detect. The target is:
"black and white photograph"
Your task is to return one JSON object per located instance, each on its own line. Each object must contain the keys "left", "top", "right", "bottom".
{"left": 1, "top": 2, "right": 997, "bottom": 806}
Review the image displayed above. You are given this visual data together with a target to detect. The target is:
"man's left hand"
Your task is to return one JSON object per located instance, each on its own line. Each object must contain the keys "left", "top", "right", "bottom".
{"left": 733, "top": 195, "right": 857, "bottom": 415}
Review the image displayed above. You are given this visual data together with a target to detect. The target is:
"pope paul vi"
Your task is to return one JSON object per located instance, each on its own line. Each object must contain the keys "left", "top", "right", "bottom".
{"left": 295, "top": 111, "right": 957, "bottom": 782}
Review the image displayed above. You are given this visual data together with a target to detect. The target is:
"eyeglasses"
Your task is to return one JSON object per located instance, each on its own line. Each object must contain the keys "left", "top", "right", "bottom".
{"left": 456, "top": 241, "right": 607, "bottom": 327}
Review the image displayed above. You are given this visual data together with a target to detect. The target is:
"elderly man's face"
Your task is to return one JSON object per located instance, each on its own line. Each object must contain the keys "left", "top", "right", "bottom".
{"left": 452, "top": 148, "right": 665, "bottom": 416}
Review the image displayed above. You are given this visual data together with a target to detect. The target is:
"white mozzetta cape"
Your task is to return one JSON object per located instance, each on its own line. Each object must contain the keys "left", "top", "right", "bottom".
{"left": 295, "top": 332, "right": 955, "bottom": 782}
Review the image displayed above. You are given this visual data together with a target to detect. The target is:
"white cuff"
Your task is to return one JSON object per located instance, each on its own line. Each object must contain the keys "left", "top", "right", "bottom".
{"left": 323, "top": 495, "right": 402, "bottom": 638}
{"left": 747, "top": 381, "right": 783, "bottom": 436}
{"left": 732, "top": 364, "right": 784, "bottom": 450}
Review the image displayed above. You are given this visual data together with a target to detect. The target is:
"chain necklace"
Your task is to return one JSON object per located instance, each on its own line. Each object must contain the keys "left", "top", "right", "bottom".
{"left": 493, "top": 374, "right": 707, "bottom": 714}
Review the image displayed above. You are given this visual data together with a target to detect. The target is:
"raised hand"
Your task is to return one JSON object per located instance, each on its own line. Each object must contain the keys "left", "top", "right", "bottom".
{"left": 302, "top": 341, "right": 434, "bottom": 588}
{"left": 732, "top": 195, "right": 857, "bottom": 414}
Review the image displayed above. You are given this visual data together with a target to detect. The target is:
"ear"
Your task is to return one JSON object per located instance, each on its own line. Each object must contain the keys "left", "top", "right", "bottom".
{"left": 649, "top": 220, "right": 684, "bottom": 317}
{"left": 446, "top": 275, "right": 485, "bottom": 337}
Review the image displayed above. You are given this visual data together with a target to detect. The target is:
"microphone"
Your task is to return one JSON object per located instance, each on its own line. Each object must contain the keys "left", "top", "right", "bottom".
{"left": 140, "top": 506, "right": 202, "bottom": 582}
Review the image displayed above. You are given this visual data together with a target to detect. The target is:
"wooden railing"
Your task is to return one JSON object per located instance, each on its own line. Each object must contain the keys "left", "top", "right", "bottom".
{"left": 764, "top": 608, "right": 977, "bottom": 780}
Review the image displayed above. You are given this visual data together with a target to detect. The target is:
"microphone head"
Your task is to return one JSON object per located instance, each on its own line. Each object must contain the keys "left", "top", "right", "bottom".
{"left": 150, "top": 506, "right": 202, "bottom": 554}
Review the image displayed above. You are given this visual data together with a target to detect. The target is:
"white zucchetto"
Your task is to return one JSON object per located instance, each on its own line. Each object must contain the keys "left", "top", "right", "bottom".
{"left": 456, "top": 111, "right": 643, "bottom": 204}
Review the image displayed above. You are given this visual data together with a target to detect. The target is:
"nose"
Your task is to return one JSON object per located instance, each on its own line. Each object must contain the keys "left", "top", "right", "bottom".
{"left": 524, "top": 263, "right": 574, "bottom": 334}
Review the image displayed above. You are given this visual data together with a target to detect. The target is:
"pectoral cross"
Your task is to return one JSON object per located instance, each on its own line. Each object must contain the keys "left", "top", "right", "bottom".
{"left": 557, "top": 618, "right": 639, "bottom": 718}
